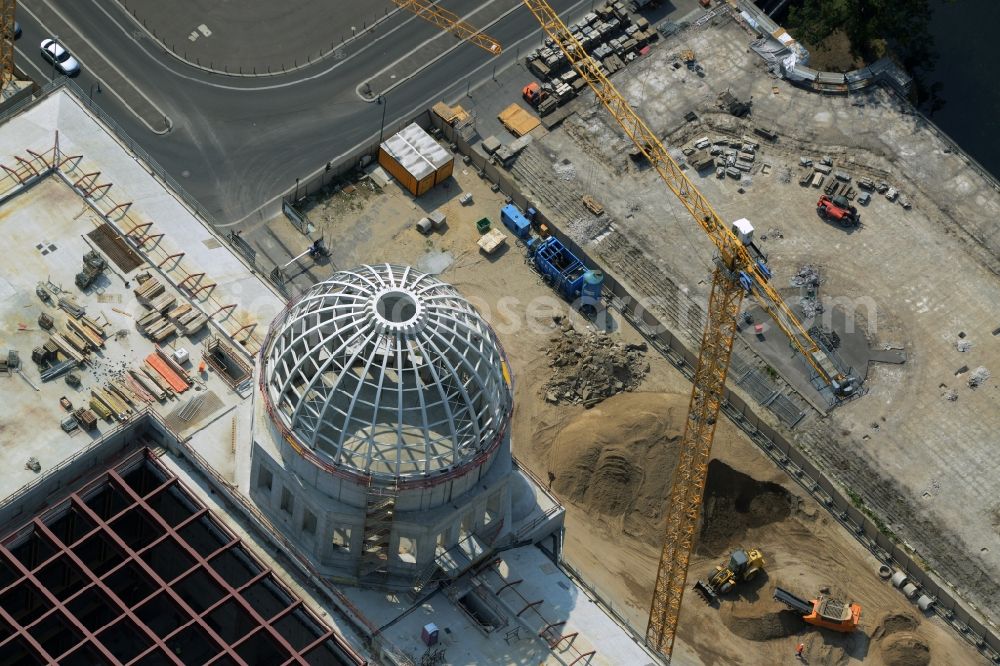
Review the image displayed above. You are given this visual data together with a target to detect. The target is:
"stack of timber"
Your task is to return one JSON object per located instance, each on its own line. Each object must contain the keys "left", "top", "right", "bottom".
{"left": 147, "top": 293, "right": 177, "bottom": 313}
{"left": 135, "top": 366, "right": 174, "bottom": 398}
{"left": 67, "top": 319, "right": 104, "bottom": 349}
{"left": 179, "top": 311, "right": 208, "bottom": 335}
{"left": 146, "top": 354, "right": 191, "bottom": 393}
{"left": 73, "top": 407, "right": 98, "bottom": 431}
{"left": 88, "top": 397, "right": 112, "bottom": 420}
{"left": 123, "top": 373, "right": 155, "bottom": 403}
{"left": 156, "top": 347, "right": 192, "bottom": 385}
{"left": 48, "top": 334, "right": 86, "bottom": 364}
{"left": 60, "top": 328, "right": 91, "bottom": 354}
{"left": 135, "top": 285, "right": 180, "bottom": 342}
{"left": 58, "top": 296, "right": 85, "bottom": 318}
{"left": 163, "top": 302, "right": 209, "bottom": 335}
{"left": 145, "top": 351, "right": 189, "bottom": 393}
{"left": 108, "top": 380, "right": 140, "bottom": 407}
{"left": 134, "top": 277, "right": 165, "bottom": 305}
{"left": 129, "top": 368, "right": 168, "bottom": 401}
{"left": 90, "top": 387, "right": 131, "bottom": 422}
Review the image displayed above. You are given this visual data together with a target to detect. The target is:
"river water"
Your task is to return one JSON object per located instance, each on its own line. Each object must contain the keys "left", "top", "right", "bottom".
{"left": 923, "top": 0, "right": 1000, "bottom": 179}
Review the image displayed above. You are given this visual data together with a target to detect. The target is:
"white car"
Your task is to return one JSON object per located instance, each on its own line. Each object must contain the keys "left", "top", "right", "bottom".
{"left": 40, "top": 38, "right": 80, "bottom": 76}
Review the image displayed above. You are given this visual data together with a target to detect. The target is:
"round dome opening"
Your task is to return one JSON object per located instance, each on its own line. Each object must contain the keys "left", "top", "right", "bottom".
{"left": 376, "top": 290, "right": 417, "bottom": 324}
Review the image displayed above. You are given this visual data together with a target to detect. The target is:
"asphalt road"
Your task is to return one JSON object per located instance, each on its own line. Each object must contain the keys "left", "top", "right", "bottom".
{"left": 16, "top": 0, "right": 596, "bottom": 226}
{"left": 118, "top": 0, "right": 397, "bottom": 75}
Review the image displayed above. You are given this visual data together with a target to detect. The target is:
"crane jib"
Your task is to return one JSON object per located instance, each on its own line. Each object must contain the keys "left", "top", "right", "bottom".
{"left": 519, "top": 1, "right": 859, "bottom": 660}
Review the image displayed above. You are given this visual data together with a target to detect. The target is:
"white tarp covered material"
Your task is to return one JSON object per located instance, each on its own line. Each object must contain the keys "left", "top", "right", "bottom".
{"left": 380, "top": 123, "right": 452, "bottom": 182}
{"left": 773, "top": 28, "right": 795, "bottom": 46}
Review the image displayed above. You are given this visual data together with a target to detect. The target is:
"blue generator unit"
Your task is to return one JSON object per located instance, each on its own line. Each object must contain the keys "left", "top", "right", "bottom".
{"left": 530, "top": 236, "right": 604, "bottom": 311}
{"left": 500, "top": 203, "right": 532, "bottom": 238}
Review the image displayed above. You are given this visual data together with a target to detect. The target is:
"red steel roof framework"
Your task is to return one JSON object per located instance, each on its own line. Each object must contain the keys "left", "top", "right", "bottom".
{"left": 0, "top": 449, "right": 366, "bottom": 665}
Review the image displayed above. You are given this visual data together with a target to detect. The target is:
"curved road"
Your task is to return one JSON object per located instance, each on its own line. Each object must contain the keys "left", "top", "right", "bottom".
{"left": 16, "top": 0, "right": 592, "bottom": 225}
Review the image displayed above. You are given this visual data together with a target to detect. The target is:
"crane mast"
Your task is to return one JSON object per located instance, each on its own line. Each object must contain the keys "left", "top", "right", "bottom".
{"left": 391, "top": 0, "right": 502, "bottom": 55}
{"left": 518, "top": 0, "right": 856, "bottom": 660}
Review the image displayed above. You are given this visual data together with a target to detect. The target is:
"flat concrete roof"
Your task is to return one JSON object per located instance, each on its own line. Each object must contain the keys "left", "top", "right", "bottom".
{"left": 0, "top": 89, "right": 285, "bottom": 356}
{"left": 346, "top": 544, "right": 657, "bottom": 665}
{"left": 0, "top": 88, "right": 286, "bottom": 500}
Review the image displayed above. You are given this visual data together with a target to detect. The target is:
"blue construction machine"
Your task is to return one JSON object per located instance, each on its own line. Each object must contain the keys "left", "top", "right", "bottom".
{"left": 528, "top": 235, "right": 605, "bottom": 313}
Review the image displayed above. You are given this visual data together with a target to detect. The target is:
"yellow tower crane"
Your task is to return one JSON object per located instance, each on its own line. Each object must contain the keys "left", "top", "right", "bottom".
{"left": 0, "top": 0, "right": 14, "bottom": 89}
{"left": 519, "top": 1, "right": 857, "bottom": 661}
{"left": 391, "top": 0, "right": 502, "bottom": 55}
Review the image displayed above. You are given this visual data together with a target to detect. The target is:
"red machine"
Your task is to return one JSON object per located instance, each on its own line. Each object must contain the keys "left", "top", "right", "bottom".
{"left": 817, "top": 195, "right": 859, "bottom": 226}
{"left": 522, "top": 82, "right": 547, "bottom": 107}
{"left": 774, "top": 587, "right": 862, "bottom": 633}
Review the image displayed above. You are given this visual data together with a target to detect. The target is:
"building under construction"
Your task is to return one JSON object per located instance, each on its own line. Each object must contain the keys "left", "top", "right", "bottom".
{"left": 0, "top": 83, "right": 659, "bottom": 665}
{"left": 253, "top": 264, "right": 522, "bottom": 588}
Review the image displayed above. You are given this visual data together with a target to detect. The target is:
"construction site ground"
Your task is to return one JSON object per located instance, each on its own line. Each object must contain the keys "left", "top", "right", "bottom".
{"left": 255, "top": 155, "right": 983, "bottom": 664}
{"left": 469, "top": 7, "right": 1000, "bottom": 641}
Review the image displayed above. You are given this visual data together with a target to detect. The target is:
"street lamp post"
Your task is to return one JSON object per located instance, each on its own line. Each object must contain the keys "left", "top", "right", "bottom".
{"left": 378, "top": 94, "right": 388, "bottom": 146}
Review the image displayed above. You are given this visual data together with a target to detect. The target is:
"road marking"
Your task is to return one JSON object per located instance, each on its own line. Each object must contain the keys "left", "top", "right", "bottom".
{"left": 14, "top": 41, "right": 170, "bottom": 136}
{"left": 355, "top": 0, "right": 517, "bottom": 99}
{"left": 221, "top": 0, "right": 593, "bottom": 228}
{"left": 21, "top": 0, "right": 173, "bottom": 134}
{"left": 87, "top": 0, "right": 447, "bottom": 92}
{"left": 358, "top": 0, "right": 522, "bottom": 100}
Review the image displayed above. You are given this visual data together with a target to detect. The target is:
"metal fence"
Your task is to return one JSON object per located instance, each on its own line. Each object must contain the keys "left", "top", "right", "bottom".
{"left": 281, "top": 112, "right": 435, "bottom": 215}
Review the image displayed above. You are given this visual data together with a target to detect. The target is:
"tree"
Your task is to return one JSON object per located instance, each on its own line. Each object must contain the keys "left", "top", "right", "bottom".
{"left": 785, "top": 0, "right": 939, "bottom": 66}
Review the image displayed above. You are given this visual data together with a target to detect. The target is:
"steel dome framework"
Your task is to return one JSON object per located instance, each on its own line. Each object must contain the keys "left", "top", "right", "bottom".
{"left": 262, "top": 264, "right": 512, "bottom": 481}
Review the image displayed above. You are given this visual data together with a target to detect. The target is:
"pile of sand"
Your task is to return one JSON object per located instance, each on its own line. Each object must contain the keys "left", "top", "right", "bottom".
{"left": 873, "top": 613, "right": 930, "bottom": 666}
{"left": 881, "top": 633, "right": 931, "bottom": 666}
{"left": 720, "top": 594, "right": 805, "bottom": 641}
{"left": 545, "top": 392, "right": 794, "bottom": 548}
{"left": 698, "top": 460, "right": 792, "bottom": 555}
{"left": 546, "top": 392, "right": 683, "bottom": 544}
{"left": 873, "top": 613, "right": 919, "bottom": 637}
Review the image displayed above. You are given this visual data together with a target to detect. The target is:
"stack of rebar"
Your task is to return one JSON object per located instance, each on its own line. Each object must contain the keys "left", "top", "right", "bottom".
{"left": 39, "top": 359, "right": 77, "bottom": 382}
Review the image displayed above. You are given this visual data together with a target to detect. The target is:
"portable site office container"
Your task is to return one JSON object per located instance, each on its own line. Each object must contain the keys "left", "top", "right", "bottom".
{"left": 378, "top": 123, "right": 454, "bottom": 197}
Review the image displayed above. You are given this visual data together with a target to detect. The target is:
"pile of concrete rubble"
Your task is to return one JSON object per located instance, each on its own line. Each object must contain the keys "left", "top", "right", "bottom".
{"left": 543, "top": 316, "right": 649, "bottom": 406}
{"left": 968, "top": 366, "right": 990, "bottom": 389}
